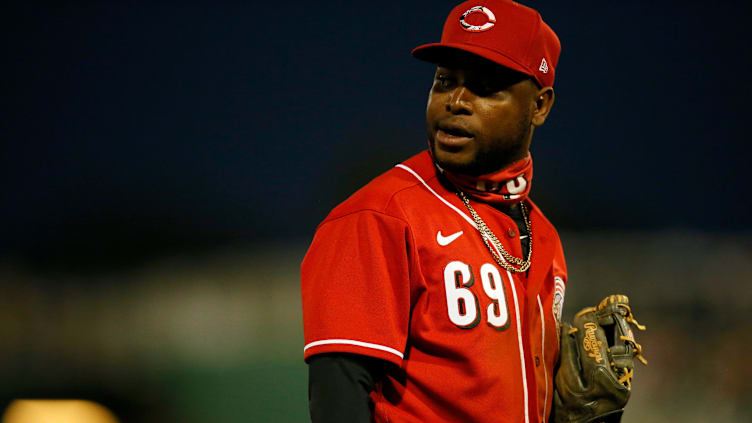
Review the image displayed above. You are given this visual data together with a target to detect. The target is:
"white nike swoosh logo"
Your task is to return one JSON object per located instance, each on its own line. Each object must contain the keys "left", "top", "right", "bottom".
{"left": 437, "top": 230, "right": 463, "bottom": 246}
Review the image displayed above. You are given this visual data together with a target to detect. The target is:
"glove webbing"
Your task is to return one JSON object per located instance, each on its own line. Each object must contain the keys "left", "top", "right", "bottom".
{"left": 570, "top": 295, "right": 648, "bottom": 389}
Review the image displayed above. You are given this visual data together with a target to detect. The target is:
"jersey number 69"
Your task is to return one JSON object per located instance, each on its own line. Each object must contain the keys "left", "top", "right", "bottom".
{"left": 443, "top": 261, "right": 510, "bottom": 330}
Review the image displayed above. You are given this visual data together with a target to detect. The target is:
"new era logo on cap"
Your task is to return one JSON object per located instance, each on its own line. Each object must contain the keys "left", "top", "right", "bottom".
{"left": 539, "top": 58, "right": 549, "bottom": 74}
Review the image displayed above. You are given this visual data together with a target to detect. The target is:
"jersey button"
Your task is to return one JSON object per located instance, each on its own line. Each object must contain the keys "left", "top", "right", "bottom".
{"left": 507, "top": 227, "right": 517, "bottom": 238}
{"left": 534, "top": 356, "right": 541, "bottom": 367}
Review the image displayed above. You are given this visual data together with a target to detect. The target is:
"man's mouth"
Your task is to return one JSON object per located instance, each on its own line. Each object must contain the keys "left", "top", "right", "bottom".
{"left": 435, "top": 124, "right": 474, "bottom": 147}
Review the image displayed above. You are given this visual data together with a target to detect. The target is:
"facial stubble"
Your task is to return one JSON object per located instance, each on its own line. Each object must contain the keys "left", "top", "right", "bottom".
{"left": 432, "top": 112, "right": 532, "bottom": 176}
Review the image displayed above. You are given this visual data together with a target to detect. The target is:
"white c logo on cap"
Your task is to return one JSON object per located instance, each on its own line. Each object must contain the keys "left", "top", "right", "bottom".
{"left": 460, "top": 6, "right": 496, "bottom": 32}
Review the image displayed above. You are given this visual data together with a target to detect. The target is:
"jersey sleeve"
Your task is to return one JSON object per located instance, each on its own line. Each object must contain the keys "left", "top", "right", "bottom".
{"left": 301, "top": 210, "right": 412, "bottom": 366}
{"left": 551, "top": 232, "right": 567, "bottom": 342}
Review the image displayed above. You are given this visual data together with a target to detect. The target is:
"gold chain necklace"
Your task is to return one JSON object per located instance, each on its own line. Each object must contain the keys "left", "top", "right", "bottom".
{"left": 457, "top": 190, "right": 532, "bottom": 273}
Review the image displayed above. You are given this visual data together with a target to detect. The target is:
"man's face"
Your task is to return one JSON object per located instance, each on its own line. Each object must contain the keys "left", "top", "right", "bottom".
{"left": 426, "top": 55, "right": 540, "bottom": 176}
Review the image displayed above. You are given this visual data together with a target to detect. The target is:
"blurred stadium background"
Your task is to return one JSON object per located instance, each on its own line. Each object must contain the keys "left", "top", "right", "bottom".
{"left": 3, "top": 1, "right": 750, "bottom": 421}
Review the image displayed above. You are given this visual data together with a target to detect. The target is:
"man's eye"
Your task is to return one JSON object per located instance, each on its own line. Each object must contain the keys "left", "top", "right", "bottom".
{"left": 469, "top": 80, "right": 504, "bottom": 96}
{"left": 478, "top": 84, "right": 499, "bottom": 96}
{"left": 435, "top": 75, "right": 451, "bottom": 88}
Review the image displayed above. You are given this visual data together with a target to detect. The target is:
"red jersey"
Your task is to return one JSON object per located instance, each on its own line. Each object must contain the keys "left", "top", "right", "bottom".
{"left": 302, "top": 150, "right": 567, "bottom": 423}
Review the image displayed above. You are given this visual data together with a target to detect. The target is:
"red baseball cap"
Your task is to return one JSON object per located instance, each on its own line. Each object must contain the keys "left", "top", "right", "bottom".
{"left": 412, "top": 0, "right": 561, "bottom": 87}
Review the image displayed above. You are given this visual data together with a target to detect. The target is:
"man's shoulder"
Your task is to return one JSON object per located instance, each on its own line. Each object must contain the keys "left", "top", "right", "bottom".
{"left": 322, "top": 150, "right": 437, "bottom": 224}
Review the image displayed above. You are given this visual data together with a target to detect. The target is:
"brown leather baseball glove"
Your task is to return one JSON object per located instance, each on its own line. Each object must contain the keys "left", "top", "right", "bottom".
{"left": 551, "top": 294, "right": 647, "bottom": 423}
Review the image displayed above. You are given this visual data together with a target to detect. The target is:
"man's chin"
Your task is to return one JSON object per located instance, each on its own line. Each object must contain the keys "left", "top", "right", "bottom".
{"left": 432, "top": 148, "right": 479, "bottom": 175}
{"left": 432, "top": 142, "right": 527, "bottom": 176}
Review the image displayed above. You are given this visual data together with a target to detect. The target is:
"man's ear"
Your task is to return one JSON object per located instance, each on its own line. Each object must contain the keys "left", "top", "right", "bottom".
{"left": 532, "top": 87, "right": 554, "bottom": 127}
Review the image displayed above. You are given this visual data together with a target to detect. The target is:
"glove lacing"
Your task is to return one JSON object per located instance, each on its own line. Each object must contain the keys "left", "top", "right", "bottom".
{"left": 569, "top": 299, "right": 648, "bottom": 390}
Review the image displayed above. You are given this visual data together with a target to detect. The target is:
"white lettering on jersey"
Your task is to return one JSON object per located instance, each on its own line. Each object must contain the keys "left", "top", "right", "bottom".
{"left": 443, "top": 261, "right": 479, "bottom": 328}
{"left": 480, "top": 263, "right": 510, "bottom": 329}
{"left": 443, "top": 261, "right": 511, "bottom": 330}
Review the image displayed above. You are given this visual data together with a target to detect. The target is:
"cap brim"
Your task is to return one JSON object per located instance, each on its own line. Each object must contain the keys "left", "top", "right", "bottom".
{"left": 412, "top": 42, "right": 534, "bottom": 79}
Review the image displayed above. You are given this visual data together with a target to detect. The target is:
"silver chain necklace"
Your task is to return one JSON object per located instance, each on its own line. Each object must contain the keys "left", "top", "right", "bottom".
{"left": 457, "top": 190, "right": 532, "bottom": 273}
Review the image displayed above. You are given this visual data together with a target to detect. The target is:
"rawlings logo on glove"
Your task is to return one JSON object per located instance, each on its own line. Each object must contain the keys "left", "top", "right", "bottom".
{"left": 582, "top": 322, "right": 604, "bottom": 363}
{"left": 551, "top": 294, "right": 647, "bottom": 423}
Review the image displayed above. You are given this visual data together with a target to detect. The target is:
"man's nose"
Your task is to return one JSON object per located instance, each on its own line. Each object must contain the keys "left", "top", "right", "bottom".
{"left": 446, "top": 86, "right": 472, "bottom": 114}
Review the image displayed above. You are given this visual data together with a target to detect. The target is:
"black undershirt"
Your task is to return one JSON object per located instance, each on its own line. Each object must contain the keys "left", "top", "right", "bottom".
{"left": 498, "top": 201, "right": 531, "bottom": 262}
{"left": 308, "top": 202, "right": 530, "bottom": 422}
{"left": 308, "top": 354, "right": 384, "bottom": 423}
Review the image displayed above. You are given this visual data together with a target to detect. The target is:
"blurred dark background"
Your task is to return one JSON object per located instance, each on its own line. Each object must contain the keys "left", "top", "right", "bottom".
{"left": 2, "top": 1, "right": 751, "bottom": 422}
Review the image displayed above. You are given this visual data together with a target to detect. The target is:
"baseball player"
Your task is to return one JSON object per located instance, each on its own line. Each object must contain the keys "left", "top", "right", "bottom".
{"left": 302, "top": 1, "right": 644, "bottom": 422}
